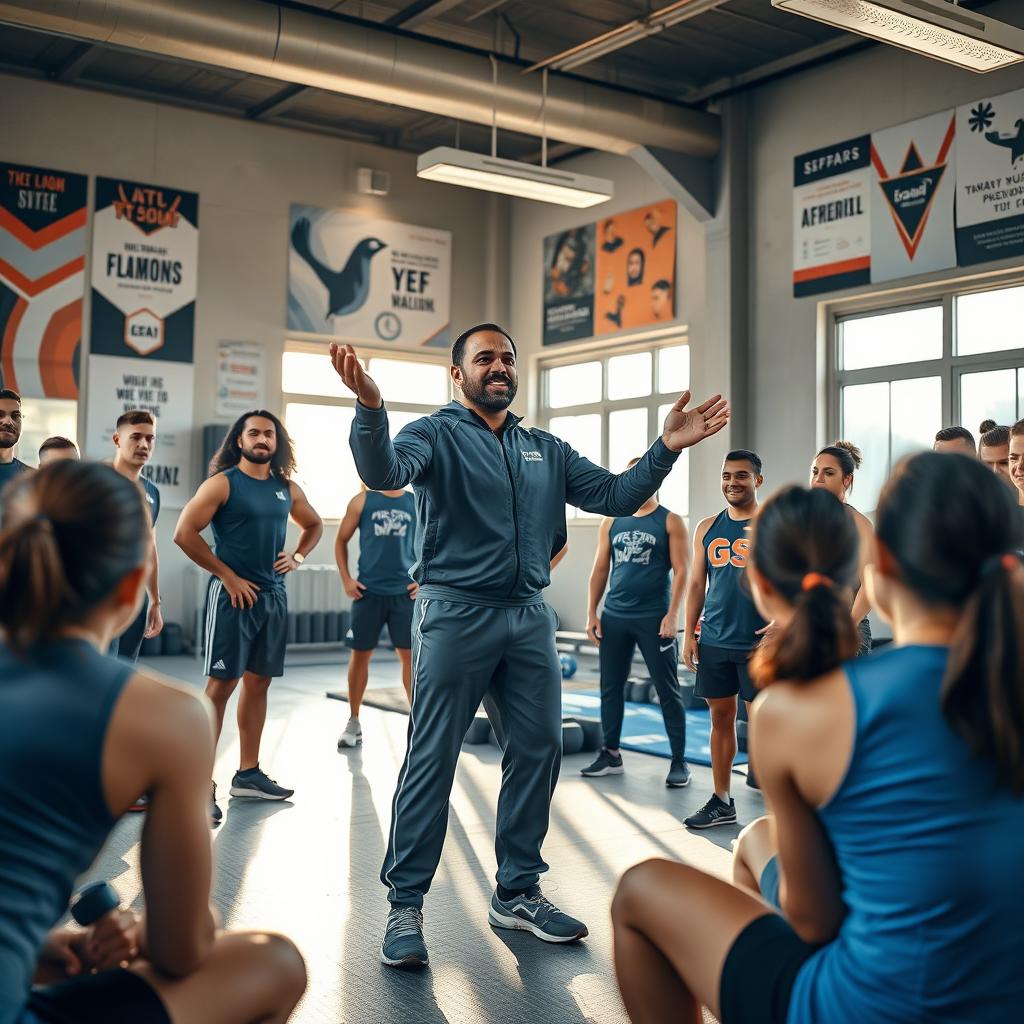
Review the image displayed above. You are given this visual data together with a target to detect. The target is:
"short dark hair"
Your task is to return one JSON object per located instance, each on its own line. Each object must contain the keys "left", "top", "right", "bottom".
{"left": 116, "top": 409, "right": 156, "bottom": 430}
{"left": 451, "top": 324, "right": 517, "bottom": 369}
{"left": 38, "top": 436, "right": 77, "bottom": 455}
{"left": 935, "top": 425, "right": 976, "bottom": 447}
{"left": 0, "top": 388, "right": 21, "bottom": 404}
{"left": 652, "top": 279, "right": 671, "bottom": 293}
{"left": 981, "top": 424, "right": 1010, "bottom": 449}
{"left": 725, "top": 449, "right": 763, "bottom": 475}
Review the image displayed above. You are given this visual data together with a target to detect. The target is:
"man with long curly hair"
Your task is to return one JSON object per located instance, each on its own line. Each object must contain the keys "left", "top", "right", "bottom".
{"left": 174, "top": 410, "right": 322, "bottom": 823}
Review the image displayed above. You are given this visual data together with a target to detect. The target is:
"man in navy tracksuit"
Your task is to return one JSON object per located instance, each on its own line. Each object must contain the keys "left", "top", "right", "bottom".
{"left": 331, "top": 324, "right": 729, "bottom": 969}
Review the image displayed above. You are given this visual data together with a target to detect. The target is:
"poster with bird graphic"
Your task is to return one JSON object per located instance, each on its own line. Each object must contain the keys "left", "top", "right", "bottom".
{"left": 955, "top": 87, "right": 1024, "bottom": 267}
{"left": 287, "top": 205, "right": 451, "bottom": 349}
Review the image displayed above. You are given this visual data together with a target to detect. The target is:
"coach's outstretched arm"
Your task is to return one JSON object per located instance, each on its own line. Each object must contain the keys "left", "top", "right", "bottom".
{"left": 565, "top": 390, "right": 730, "bottom": 517}
{"left": 331, "top": 342, "right": 435, "bottom": 491}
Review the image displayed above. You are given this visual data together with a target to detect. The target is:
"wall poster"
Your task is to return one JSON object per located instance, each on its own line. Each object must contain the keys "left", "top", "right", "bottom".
{"left": 288, "top": 205, "right": 451, "bottom": 349}
{"left": 0, "top": 161, "right": 87, "bottom": 398}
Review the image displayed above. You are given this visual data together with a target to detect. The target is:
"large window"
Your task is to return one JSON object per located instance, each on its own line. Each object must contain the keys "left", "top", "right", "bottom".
{"left": 17, "top": 398, "right": 78, "bottom": 467}
{"left": 540, "top": 342, "right": 690, "bottom": 520}
{"left": 283, "top": 346, "right": 448, "bottom": 519}
{"left": 834, "top": 282, "right": 1024, "bottom": 512}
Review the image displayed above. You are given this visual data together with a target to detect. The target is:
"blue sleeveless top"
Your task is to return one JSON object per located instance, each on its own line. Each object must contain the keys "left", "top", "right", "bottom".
{"left": 699, "top": 508, "right": 765, "bottom": 649}
{"left": 140, "top": 475, "right": 160, "bottom": 527}
{"left": 211, "top": 467, "right": 292, "bottom": 589}
{"left": 357, "top": 491, "right": 416, "bottom": 596}
{"left": 0, "top": 638, "right": 132, "bottom": 1023}
{"left": 0, "top": 459, "right": 31, "bottom": 490}
{"left": 789, "top": 646, "right": 1024, "bottom": 1023}
{"left": 603, "top": 505, "right": 672, "bottom": 619}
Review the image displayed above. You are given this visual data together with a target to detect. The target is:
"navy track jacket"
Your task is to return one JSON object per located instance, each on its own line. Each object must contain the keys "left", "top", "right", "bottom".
{"left": 351, "top": 400, "right": 680, "bottom": 605}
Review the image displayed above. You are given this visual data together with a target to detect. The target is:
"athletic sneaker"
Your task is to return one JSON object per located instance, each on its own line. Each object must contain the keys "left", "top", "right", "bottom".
{"left": 580, "top": 748, "right": 624, "bottom": 777}
{"left": 128, "top": 794, "right": 149, "bottom": 813}
{"left": 665, "top": 760, "right": 691, "bottom": 788}
{"left": 380, "top": 906, "right": 428, "bottom": 968}
{"left": 229, "top": 766, "right": 294, "bottom": 801}
{"left": 338, "top": 716, "right": 362, "bottom": 749}
{"left": 684, "top": 794, "right": 737, "bottom": 829}
{"left": 211, "top": 782, "right": 223, "bottom": 826}
{"left": 489, "top": 886, "right": 588, "bottom": 943}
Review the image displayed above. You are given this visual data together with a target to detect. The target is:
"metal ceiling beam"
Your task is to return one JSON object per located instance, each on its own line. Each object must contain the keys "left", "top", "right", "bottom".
{"left": 385, "top": 0, "right": 472, "bottom": 30}
{"left": 246, "top": 82, "right": 311, "bottom": 119}
{"left": 51, "top": 40, "right": 102, "bottom": 81}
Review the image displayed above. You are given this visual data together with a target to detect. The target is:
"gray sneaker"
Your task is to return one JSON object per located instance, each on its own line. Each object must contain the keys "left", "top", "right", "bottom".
{"left": 229, "top": 766, "right": 294, "bottom": 801}
{"left": 380, "top": 906, "right": 428, "bottom": 968}
{"left": 665, "top": 760, "right": 691, "bottom": 788}
{"left": 488, "top": 886, "right": 588, "bottom": 943}
{"left": 338, "top": 716, "right": 362, "bottom": 749}
{"left": 580, "top": 748, "right": 624, "bottom": 777}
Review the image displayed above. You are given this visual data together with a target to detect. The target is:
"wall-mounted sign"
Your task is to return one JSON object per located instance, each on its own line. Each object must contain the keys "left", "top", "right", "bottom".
{"left": 0, "top": 161, "right": 87, "bottom": 398}
{"left": 216, "top": 340, "right": 264, "bottom": 419}
{"left": 288, "top": 204, "right": 451, "bottom": 349}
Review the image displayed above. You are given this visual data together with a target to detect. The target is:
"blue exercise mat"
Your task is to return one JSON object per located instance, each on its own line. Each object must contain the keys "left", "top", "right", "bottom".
{"left": 561, "top": 690, "right": 747, "bottom": 767}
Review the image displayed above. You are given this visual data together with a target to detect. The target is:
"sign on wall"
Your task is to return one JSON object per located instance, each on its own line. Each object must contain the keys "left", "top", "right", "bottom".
{"left": 216, "top": 340, "right": 264, "bottom": 419}
{"left": 870, "top": 111, "right": 956, "bottom": 284}
{"left": 288, "top": 205, "right": 451, "bottom": 349}
{"left": 792, "top": 137, "right": 871, "bottom": 297}
{"left": 0, "top": 161, "right": 88, "bottom": 398}
{"left": 87, "top": 177, "right": 199, "bottom": 508}
{"left": 955, "top": 87, "right": 1024, "bottom": 266}
{"left": 542, "top": 200, "right": 677, "bottom": 346}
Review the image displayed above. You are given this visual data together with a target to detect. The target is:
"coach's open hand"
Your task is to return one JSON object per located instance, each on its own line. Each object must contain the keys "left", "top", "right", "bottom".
{"left": 660, "top": 391, "right": 730, "bottom": 452}
{"left": 330, "top": 342, "right": 382, "bottom": 409}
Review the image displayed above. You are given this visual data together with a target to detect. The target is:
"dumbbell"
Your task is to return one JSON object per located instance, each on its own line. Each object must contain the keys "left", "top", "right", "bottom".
{"left": 69, "top": 881, "right": 119, "bottom": 927}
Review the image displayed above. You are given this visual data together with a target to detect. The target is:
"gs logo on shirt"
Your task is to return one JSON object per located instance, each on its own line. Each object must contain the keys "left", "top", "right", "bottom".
{"left": 708, "top": 537, "right": 750, "bottom": 568}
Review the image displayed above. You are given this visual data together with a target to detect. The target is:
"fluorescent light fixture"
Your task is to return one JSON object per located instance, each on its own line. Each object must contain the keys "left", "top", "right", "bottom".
{"left": 417, "top": 147, "right": 613, "bottom": 208}
{"left": 772, "top": 0, "right": 1024, "bottom": 73}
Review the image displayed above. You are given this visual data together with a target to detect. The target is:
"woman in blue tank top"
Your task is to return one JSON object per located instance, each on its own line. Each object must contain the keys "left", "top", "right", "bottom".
{"left": 0, "top": 462, "right": 305, "bottom": 1024}
{"left": 611, "top": 452, "right": 1024, "bottom": 1024}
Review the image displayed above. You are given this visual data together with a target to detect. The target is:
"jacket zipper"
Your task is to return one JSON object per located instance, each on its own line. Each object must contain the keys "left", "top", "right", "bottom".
{"left": 492, "top": 429, "right": 521, "bottom": 595}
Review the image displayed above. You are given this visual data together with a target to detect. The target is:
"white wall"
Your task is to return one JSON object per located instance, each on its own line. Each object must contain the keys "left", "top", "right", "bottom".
{"left": 748, "top": 2, "right": 1024, "bottom": 491}
{"left": 1, "top": 73, "right": 499, "bottom": 628}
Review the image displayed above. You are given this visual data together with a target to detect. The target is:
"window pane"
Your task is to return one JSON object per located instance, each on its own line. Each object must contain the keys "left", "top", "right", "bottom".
{"left": 283, "top": 351, "right": 349, "bottom": 398}
{"left": 286, "top": 403, "right": 356, "bottom": 519}
{"left": 658, "top": 402, "right": 688, "bottom": 517}
{"left": 842, "top": 382, "right": 890, "bottom": 513}
{"left": 547, "top": 361, "right": 601, "bottom": 409}
{"left": 607, "top": 352, "right": 652, "bottom": 400}
{"left": 549, "top": 413, "right": 601, "bottom": 520}
{"left": 368, "top": 358, "right": 448, "bottom": 406}
{"left": 956, "top": 286, "right": 1024, "bottom": 356}
{"left": 1020, "top": 369, "right": 1024, "bottom": 420}
{"left": 840, "top": 306, "right": 942, "bottom": 371}
{"left": 657, "top": 345, "right": 689, "bottom": 393}
{"left": 17, "top": 398, "right": 78, "bottom": 467}
{"left": 608, "top": 408, "right": 649, "bottom": 474}
{"left": 891, "top": 376, "right": 941, "bottom": 465}
{"left": 960, "top": 369, "right": 1017, "bottom": 437}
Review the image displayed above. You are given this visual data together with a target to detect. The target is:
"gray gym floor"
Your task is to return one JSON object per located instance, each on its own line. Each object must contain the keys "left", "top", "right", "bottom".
{"left": 82, "top": 651, "right": 763, "bottom": 1024}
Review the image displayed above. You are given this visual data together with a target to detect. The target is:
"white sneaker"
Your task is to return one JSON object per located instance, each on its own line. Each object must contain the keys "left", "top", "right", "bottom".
{"left": 337, "top": 716, "right": 362, "bottom": 749}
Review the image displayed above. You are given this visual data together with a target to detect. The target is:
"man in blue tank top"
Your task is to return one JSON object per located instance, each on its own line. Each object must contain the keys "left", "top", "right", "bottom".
{"left": 0, "top": 388, "right": 32, "bottom": 487}
{"left": 582, "top": 459, "right": 690, "bottom": 787}
{"left": 334, "top": 486, "right": 418, "bottom": 749}
{"left": 175, "top": 411, "right": 323, "bottom": 823}
{"left": 109, "top": 410, "right": 164, "bottom": 665}
{"left": 682, "top": 449, "right": 767, "bottom": 829}
{"left": 332, "top": 325, "right": 729, "bottom": 970}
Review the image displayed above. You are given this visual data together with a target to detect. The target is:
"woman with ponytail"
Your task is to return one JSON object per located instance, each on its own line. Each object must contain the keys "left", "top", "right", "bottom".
{"left": 0, "top": 462, "right": 305, "bottom": 1024}
{"left": 611, "top": 453, "right": 1024, "bottom": 1024}
{"left": 810, "top": 440, "right": 875, "bottom": 654}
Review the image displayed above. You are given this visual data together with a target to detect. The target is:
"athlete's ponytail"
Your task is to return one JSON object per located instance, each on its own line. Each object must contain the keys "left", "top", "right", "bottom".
{"left": 748, "top": 486, "right": 861, "bottom": 686}
{"left": 0, "top": 461, "right": 149, "bottom": 651}
{"left": 876, "top": 452, "right": 1024, "bottom": 792}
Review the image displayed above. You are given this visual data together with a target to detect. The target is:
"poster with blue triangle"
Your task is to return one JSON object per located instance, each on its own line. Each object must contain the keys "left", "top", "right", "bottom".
{"left": 955, "top": 87, "right": 1024, "bottom": 267}
{"left": 870, "top": 111, "right": 956, "bottom": 283}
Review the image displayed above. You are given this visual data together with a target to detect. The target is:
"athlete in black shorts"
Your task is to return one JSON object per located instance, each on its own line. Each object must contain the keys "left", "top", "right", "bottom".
{"left": 682, "top": 450, "right": 767, "bottom": 828}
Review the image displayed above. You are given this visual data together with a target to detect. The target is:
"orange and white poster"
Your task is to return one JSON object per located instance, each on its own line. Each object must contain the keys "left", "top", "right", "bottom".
{"left": 594, "top": 200, "right": 676, "bottom": 336}
{"left": 0, "top": 161, "right": 87, "bottom": 398}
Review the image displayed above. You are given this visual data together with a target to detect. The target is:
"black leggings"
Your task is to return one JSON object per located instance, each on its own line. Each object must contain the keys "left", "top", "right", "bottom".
{"left": 23, "top": 968, "right": 170, "bottom": 1024}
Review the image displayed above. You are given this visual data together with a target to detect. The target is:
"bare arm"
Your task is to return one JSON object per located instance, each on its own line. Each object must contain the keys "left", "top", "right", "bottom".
{"left": 752, "top": 683, "right": 849, "bottom": 945}
{"left": 660, "top": 512, "right": 690, "bottom": 639}
{"left": 334, "top": 493, "right": 367, "bottom": 600}
{"left": 550, "top": 544, "right": 568, "bottom": 571}
{"left": 850, "top": 509, "right": 874, "bottom": 624}
{"left": 586, "top": 518, "right": 613, "bottom": 645}
{"left": 144, "top": 533, "right": 163, "bottom": 638}
{"left": 682, "top": 517, "right": 712, "bottom": 671}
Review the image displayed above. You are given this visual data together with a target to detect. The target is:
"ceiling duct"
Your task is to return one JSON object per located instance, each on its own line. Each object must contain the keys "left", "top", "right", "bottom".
{"left": 0, "top": 0, "right": 720, "bottom": 158}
